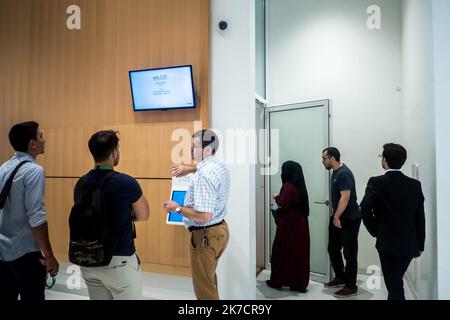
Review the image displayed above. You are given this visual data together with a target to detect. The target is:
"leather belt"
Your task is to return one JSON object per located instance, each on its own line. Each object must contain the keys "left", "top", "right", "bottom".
{"left": 188, "top": 220, "right": 225, "bottom": 232}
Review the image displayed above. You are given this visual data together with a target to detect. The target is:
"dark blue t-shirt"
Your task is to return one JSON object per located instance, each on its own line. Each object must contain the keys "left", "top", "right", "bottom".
{"left": 331, "top": 164, "right": 361, "bottom": 220}
{"left": 74, "top": 169, "right": 143, "bottom": 256}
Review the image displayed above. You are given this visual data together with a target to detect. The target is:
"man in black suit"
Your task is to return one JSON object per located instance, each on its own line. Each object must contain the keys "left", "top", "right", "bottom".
{"left": 360, "top": 143, "right": 425, "bottom": 300}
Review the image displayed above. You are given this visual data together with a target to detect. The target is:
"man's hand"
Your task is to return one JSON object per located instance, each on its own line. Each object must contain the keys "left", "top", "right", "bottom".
{"left": 333, "top": 215, "right": 342, "bottom": 229}
{"left": 273, "top": 193, "right": 279, "bottom": 200}
{"left": 164, "top": 200, "right": 180, "bottom": 212}
{"left": 43, "top": 255, "right": 59, "bottom": 274}
{"left": 170, "top": 165, "right": 196, "bottom": 177}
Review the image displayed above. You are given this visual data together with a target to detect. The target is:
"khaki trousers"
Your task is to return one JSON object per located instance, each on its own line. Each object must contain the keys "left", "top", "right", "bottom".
{"left": 81, "top": 253, "right": 142, "bottom": 300}
{"left": 189, "top": 222, "right": 229, "bottom": 300}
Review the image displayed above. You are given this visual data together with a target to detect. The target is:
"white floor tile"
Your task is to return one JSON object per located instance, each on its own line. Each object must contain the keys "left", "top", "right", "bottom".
{"left": 46, "top": 262, "right": 413, "bottom": 300}
{"left": 256, "top": 269, "right": 414, "bottom": 300}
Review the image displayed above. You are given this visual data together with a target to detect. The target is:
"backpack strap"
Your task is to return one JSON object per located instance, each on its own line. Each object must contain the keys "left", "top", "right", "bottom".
{"left": 75, "top": 171, "right": 117, "bottom": 203}
{"left": 96, "top": 171, "right": 136, "bottom": 240}
{"left": 0, "top": 160, "right": 31, "bottom": 209}
{"left": 97, "top": 171, "right": 117, "bottom": 190}
{"left": 74, "top": 176, "right": 87, "bottom": 203}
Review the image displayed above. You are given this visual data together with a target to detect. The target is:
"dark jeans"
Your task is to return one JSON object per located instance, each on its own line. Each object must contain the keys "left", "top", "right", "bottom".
{"left": 328, "top": 217, "right": 361, "bottom": 289}
{"left": 0, "top": 251, "right": 47, "bottom": 301}
{"left": 379, "top": 251, "right": 413, "bottom": 300}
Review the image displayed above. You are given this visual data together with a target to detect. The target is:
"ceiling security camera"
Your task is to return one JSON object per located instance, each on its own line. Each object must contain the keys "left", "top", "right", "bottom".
{"left": 218, "top": 20, "right": 229, "bottom": 31}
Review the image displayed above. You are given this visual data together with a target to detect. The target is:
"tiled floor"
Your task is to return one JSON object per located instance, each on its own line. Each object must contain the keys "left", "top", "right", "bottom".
{"left": 46, "top": 262, "right": 413, "bottom": 300}
{"left": 256, "top": 270, "right": 413, "bottom": 300}
{"left": 46, "top": 262, "right": 195, "bottom": 300}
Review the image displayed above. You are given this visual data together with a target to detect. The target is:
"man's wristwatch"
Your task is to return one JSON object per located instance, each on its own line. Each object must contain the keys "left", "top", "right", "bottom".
{"left": 175, "top": 205, "right": 183, "bottom": 213}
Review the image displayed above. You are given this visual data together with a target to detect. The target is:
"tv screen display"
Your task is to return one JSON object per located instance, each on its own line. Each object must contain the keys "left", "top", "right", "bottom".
{"left": 129, "top": 65, "right": 196, "bottom": 111}
{"left": 166, "top": 190, "right": 187, "bottom": 225}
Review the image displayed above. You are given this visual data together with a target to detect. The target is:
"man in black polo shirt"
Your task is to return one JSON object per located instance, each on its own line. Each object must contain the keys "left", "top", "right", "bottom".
{"left": 74, "top": 130, "right": 149, "bottom": 300}
{"left": 322, "top": 147, "right": 361, "bottom": 298}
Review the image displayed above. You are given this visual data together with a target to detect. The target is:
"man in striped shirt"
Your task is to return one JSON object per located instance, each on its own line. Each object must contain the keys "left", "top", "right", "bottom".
{"left": 165, "top": 129, "right": 230, "bottom": 300}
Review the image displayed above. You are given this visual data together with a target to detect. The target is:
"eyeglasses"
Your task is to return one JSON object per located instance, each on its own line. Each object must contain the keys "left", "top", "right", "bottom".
{"left": 45, "top": 272, "right": 57, "bottom": 289}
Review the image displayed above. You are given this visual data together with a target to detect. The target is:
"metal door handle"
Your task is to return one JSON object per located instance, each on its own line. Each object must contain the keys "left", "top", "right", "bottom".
{"left": 314, "top": 200, "right": 329, "bottom": 206}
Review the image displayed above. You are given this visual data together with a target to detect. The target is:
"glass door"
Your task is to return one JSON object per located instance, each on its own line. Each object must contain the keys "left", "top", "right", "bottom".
{"left": 266, "top": 100, "right": 331, "bottom": 283}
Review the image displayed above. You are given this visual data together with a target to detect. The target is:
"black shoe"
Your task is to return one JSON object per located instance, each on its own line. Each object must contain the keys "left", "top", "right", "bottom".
{"left": 290, "top": 287, "right": 307, "bottom": 293}
{"left": 324, "top": 278, "right": 345, "bottom": 288}
{"left": 266, "top": 280, "right": 282, "bottom": 290}
{"left": 333, "top": 286, "right": 358, "bottom": 298}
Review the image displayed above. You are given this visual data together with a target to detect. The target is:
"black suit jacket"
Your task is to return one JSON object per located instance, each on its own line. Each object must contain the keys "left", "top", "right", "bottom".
{"left": 360, "top": 171, "right": 425, "bottom": 258}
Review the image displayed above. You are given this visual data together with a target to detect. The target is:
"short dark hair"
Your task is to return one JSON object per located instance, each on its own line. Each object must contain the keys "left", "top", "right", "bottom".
{"left": 382, "top": 143, "right": 407, "bottom": 169}
{"left": 192, "top": 130, "right": 219, "bottom": 154}
{"left": 323, "top": 147, "right": 341, "bottom": 162}
{"left": 8, "top": 121, "right": 39, "bottom": 152}
{"left": 88, "top": 130, "right": 120, "bottom": 162}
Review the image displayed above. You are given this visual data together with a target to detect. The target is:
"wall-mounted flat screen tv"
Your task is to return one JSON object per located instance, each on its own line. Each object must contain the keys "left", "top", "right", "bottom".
{"left": 129, "top": 65, "right": 196, "bottom": 111}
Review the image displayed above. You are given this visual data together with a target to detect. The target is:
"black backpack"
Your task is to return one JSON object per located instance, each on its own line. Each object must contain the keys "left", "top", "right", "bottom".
{"left": 68, "top": 171, "right": 117, "bottom": 267}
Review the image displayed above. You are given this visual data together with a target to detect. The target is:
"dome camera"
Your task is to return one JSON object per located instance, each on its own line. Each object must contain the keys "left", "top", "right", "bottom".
{"left": 218, "top": 20, "right": 229, "bottom": 32}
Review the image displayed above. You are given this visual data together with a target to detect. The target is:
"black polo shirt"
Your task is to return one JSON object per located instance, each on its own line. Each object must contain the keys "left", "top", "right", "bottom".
{"left": 74, "top": 169, "right": 143, "bottom": 256}
{"left": 331, "top": 164, "right": 361, "bottom": 220}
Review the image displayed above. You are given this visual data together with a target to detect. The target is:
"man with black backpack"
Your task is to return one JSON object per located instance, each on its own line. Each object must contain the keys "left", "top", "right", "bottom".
{"left": 0, "top": 121, "right": 59, "bottom": 301}
{"left": 71, "top": 130, "right": 149, "bottom": 300}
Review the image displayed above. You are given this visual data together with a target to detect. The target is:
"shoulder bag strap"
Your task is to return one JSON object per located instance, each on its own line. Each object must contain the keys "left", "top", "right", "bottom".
{"left": 0, "top": 160, "right": 31, "bottom": 209}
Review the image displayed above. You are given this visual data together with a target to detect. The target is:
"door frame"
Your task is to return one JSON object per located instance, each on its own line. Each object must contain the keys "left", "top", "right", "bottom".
{"left": 264, "top": 99, "right": 332, "bottom": 283}
{"left": 255, "top": 95, "right": 268, "bottom": 271}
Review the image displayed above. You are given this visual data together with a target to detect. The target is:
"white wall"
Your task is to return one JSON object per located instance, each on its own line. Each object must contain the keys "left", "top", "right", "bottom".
{"left": 432, "top": 0, "right": 450, "bottom": 300}
{"left": 267, "top": 0, "right": 404, "bottom": 270}
{"left": 211, "top": 0, "right": 257, "bottom": 299}
{"left": 401, "top": 0, "right": 437, "bottom": 300}
{"left": 256, "top": 0, "right": 266, "bottom": 98}
{"left": 208, "top": 0, "right": 448, "bottom": 300}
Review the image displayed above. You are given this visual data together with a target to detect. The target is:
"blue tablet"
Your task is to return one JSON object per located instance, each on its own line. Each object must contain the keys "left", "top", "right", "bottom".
{"left": 166, "top": 190, "right": 187, "bottom": 225}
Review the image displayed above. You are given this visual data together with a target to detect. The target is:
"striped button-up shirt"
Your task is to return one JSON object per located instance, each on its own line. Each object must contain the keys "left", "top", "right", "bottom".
{"left": 183, "top": 155, "right": 230, "bottom": 228}
{"left": 0, "top": 152, "right": 47, "bottom": 261}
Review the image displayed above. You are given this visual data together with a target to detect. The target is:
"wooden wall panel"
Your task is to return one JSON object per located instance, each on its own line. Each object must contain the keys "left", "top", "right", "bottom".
{"left": 0, "top": 0, "right": 209, "bottom": 275}
{"left": 1, "top": 0, "right": 209, "bottom": 148}
{"left": 45, "top": 179, "right": 74, "bottom": 255}
{"left": 0, "top": 0, "right": 32, "bottom": 158}
{"left": 39, "top": 122, "right": 196, "bottom": 178}
{"left": 134, "top": 180, "right": 191, "bottom": 267}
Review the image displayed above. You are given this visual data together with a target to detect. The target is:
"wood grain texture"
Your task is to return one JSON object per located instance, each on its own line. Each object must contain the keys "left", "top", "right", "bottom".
{"left": 0, "top": 0, "right": 209, "bottom": 275}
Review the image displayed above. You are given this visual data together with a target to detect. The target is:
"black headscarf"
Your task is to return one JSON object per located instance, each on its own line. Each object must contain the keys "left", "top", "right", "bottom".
{"left": 281, "top": 161, "right": 310, "bottom": 218}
